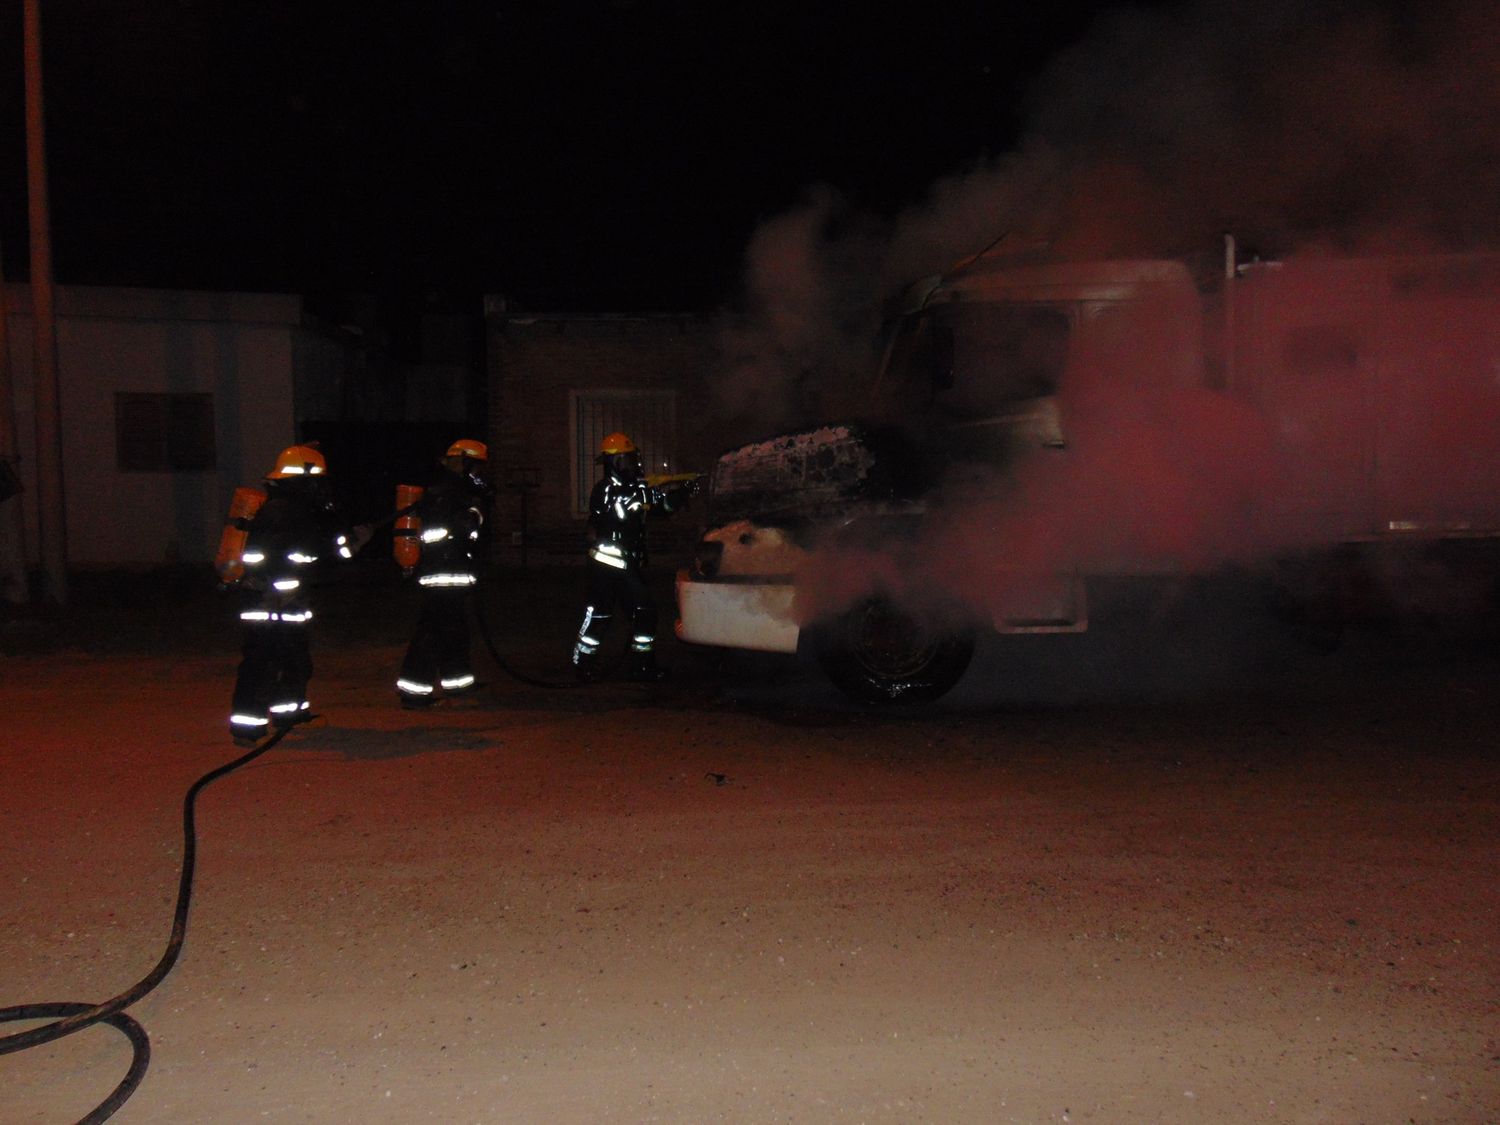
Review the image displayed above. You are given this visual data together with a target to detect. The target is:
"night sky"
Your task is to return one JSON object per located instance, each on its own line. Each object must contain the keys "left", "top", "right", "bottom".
{"left": 0, "top": 0, "right": 1146, "bottom": 312}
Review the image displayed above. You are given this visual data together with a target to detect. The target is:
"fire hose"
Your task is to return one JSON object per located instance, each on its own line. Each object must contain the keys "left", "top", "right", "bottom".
{"left": 471, "top": 567, "right": 625, "bottom": 689}
{"left": 0, "top": 571, "right": 577, "bottom": 1124}
{"left": 0, "top": 554, "right": 644, "bottom": 1119}
{"left": 0, "top": 727, "right": 289, "bottom": 1123}
{"left": 351, "top": 495, "right": 599, "bottom": 691}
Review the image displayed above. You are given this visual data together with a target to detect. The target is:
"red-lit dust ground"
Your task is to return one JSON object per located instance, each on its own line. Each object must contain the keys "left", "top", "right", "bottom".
{"left": 1, "top": 569, "right": 1496, "bottom": 1123}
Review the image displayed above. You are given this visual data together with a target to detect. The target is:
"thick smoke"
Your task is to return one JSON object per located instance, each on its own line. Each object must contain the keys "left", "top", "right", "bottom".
{"left": 1025, "top": 0, "right": 1500, "bottom": 257}
{"left": 711, "top": 189, "right": 885, "bottom": 434}
{"left": 712, "top": 0, "right": 1500, "bottom": 630}
{"left": 793, "top": 258, "right": 1500, "bottom": 629}
{"left": 718, "top": 0, "right": 1500, "bottom": 430}
{"left": 711, "top": 153, "right": 1067, "bottom": 438}
{"left": 789, "top": 285, "right": 1281, "bottom": 628}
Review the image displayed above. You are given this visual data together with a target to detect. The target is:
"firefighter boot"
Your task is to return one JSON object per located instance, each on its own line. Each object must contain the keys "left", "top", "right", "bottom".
{"left": 626, "top": 650, "right": 667, "bottom": 683}
{"left": 271, "top": 701, "right": 316, "bottom": 729}
{"left": 229, "top": 715, "right": 269, "bottom": 748}
{"left": 574, "top": 650, "right": 604, "bottom": 683}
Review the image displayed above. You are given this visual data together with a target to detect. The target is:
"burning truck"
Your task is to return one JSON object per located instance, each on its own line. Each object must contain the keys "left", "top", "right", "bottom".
{"left": 675, "top": 242, "right": 1500, "bottom": 703}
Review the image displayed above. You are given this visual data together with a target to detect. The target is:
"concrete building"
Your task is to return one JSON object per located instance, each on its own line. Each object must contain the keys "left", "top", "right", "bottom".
{"left": 1, "top": 284, "right": 724, "bottom": 576}
{"left": 2, "top": 284, "right": 356, "bottom": 569}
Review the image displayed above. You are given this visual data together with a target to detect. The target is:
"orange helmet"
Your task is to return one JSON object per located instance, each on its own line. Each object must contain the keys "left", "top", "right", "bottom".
{"left": 445, "top": 437, "right": 494, "bottom": 499}
{"left": 266, "top": 444, "right": 326, "bottom": 479}
{"left": 600, "top": 432, "right": 637, "bottom": 455}
{"left": 445, "top": 438, "right": 488, "bottom": 462}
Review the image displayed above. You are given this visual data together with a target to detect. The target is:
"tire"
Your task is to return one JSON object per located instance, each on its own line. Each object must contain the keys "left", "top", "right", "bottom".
{"left": 811, "top": 596, "right": 975, "bottom": 705}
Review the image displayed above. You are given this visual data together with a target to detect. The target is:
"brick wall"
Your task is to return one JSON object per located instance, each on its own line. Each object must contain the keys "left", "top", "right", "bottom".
{"left": 486, "top": 310, "right": 724, "bottom": 566}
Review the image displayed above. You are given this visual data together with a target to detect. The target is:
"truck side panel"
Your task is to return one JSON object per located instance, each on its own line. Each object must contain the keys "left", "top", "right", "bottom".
{"left": 1228, "top": 255, "right": 1500, "bottom": 545}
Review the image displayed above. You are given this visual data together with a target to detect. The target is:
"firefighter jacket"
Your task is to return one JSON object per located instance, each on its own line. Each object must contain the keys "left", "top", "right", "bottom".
{"left": 238, "top": 482, "right": 352, "bottom": 617}
{"left": 585, "top": 477, "right": 688, "bottom": 570}
{"left": 412, "top": 473, "right": 488, "bottom": 588}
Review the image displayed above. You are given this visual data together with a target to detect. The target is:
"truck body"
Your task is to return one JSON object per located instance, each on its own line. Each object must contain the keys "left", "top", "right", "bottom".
{"left": 676, "top": 245, "right": 1500, "bottom": 702}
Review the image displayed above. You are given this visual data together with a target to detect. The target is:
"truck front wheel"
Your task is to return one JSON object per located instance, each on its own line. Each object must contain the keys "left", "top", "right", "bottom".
{"left": 810, "top": 596, "right": 975, "bottom": 705}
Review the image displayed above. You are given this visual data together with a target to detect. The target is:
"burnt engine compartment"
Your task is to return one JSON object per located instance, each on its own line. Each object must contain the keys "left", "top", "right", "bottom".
{"left": 704, "top": 422, "right": 935, "bottom": 539}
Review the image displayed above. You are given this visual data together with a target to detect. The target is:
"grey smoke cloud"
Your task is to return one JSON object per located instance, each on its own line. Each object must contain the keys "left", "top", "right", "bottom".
{"left": 711, "top": 0, "right": 1500, "bottom": 632}
{"left": 789, "top": 252, "right": 1500, "bottom": 630}
{"left": 712, "top": 188, "right": 884, "bottom": 433}
{"left": 1025, "top": 0, "right": 1500, "bottom": 257}
{"left": 713, "top": 0, "right": 1500, "bottom": 435}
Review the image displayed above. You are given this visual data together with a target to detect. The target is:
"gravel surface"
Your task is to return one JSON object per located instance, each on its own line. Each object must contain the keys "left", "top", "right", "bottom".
{"left": 2, "top": 567, "right": 1497, "bottom": 1122}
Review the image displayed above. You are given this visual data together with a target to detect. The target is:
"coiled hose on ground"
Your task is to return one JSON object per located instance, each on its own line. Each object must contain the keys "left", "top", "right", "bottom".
{"left": 0, "top": 726, "right": 289, "bottom": 1123}
{"left": 0, "top": 567, "right": 620, "bottom": 1121}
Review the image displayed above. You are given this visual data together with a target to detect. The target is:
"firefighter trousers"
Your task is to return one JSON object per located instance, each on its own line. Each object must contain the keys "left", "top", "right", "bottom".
{"left": 573, "top": 558, "right": 656, "bottom": 666}
{"left": 398, "top": 586, "right": 475, "bottom": 699}
{"left": 230, "top": 616, "right": 313, "bottom": 738}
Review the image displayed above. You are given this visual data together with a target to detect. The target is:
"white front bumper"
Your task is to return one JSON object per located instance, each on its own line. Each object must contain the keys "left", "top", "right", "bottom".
{"left": 675, "top": 570, "right": 801, "bottom": 654}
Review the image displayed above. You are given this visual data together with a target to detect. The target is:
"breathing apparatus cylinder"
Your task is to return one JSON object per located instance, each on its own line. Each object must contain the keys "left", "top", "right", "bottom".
{"left": 393, "top": 484, "right": 425, "bottom": 572}
{"left": 214, "top": 486, "right": 268, "bottom": 583}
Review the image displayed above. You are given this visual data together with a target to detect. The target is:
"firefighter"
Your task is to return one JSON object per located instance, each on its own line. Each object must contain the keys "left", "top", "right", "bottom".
{"left": 572, "top": 432, "right": 696, "bottom": 682}
{"left": 395, "top": 439, "right": 495, "bottom": 708}
{"left": 227, "top": 444, "right": 357, "bottom": 746}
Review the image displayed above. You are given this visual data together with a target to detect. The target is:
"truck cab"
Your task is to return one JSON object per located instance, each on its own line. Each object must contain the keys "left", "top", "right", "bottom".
{"left": 675, "top": 255, "right": 1204, "bottom": 702}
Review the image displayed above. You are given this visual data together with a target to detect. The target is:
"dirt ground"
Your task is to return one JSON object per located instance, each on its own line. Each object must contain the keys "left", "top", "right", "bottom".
{"left": 1, "top": 566, "right": 1497, "bottom": 1123}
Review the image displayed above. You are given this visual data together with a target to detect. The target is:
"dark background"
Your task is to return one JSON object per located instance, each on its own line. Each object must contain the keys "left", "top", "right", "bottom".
{"left": 0, "top": 0, "right": 1146, "bottom": 313}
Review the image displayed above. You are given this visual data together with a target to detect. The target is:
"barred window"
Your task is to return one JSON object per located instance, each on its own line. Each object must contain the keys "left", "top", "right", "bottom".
{"left": 570, "top": 389, "right": 677, "bottom": 515}
{"left": 116, "top": 392, "right": 216, "bottom": 472}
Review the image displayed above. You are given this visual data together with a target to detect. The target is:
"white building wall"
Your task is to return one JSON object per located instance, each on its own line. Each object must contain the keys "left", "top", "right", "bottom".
{"left": 3, "top": 285, "right": 301, "bottom": 567}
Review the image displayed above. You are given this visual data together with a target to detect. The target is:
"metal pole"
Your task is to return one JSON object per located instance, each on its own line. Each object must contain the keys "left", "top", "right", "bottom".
{"left": 0, "top": 223, "right": 31, "bottom": 604}
{"left": 24, "top": 0, "right": 67, "bottom": 604}
{"left": 1222, "top": 232, "right": 1237, "bottom": 394}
